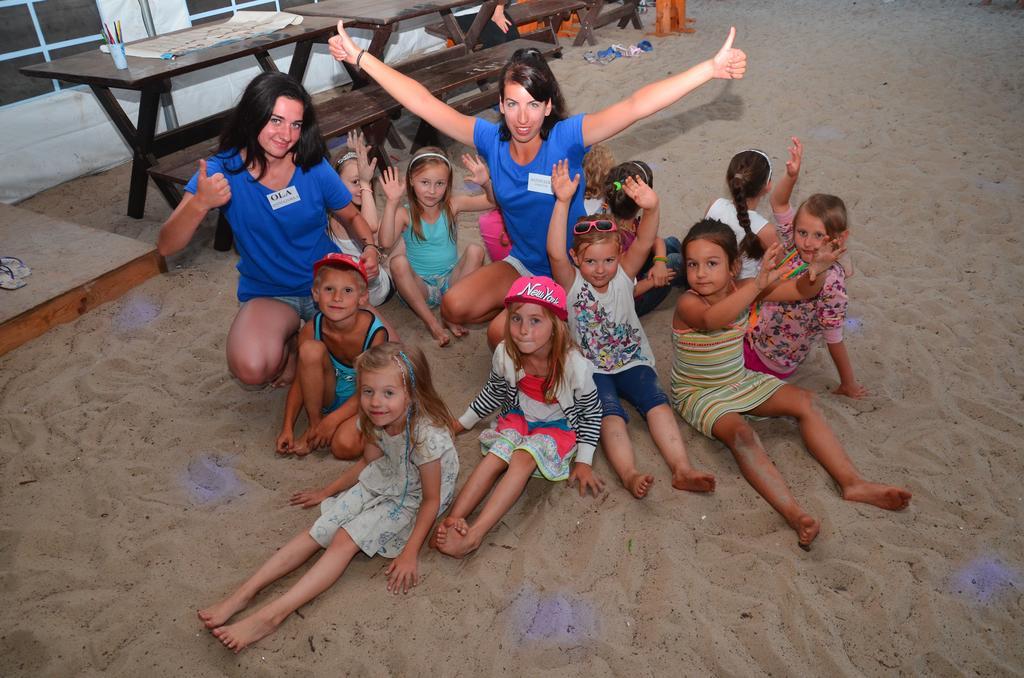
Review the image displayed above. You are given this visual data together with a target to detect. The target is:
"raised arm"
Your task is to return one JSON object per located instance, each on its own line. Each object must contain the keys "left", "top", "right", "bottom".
{"left": 770, "top": 136, "right": 803, "bottom": 214}
{"left": 157, "top": 159, "right": 231, "bottom": 256}
{"left": 618, "top": 176, "right": 660, "bottom": 278}
{"left": 331, "top": 202, "right": 380, "bottom": 279}
{"left": 329, "top": 21, "right": 476, "bottom": 146}
{"left": 377, "top": 167, "right": 408, "bottom": 250}
{"left": 581, "top": 28, "right": 746, "bottom": 146}
{"left": 547, "top": 160, "right": 579, "bottom": 291}
{"left": 351, "top": 129, "right": 380, "bottom": 231}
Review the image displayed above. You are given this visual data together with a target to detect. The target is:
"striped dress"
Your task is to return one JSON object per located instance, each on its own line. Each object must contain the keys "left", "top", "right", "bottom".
{"left": 671, "top": 303, "right": 785, "bottom": 437}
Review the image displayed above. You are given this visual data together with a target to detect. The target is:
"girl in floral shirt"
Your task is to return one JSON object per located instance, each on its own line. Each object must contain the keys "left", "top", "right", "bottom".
{"left": 744, "top": 138, "right": 867, "bottom": 398}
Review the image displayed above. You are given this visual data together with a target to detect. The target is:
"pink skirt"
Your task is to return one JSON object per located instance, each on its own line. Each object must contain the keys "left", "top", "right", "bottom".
{"left": 743, "top": 340, "right": 795, "bottom": 380}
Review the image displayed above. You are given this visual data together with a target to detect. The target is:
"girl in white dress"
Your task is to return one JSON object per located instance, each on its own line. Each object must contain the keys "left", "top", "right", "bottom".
{"left": 198, "top": 343, "right": 459, "bottom": 653}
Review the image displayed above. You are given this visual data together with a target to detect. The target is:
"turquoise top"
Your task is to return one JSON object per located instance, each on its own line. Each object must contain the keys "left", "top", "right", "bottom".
{"left": 402, "top": 207, "right": 458, "bottom": 278}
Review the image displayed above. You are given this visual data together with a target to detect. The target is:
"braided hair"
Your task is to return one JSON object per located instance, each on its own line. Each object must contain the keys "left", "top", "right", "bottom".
{"left": 726, "top": 150, "right": 771, "bottom": 261}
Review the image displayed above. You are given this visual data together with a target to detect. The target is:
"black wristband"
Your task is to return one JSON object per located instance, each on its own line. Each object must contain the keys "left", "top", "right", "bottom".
{"left": 355, "top": 49, "right": 366, "bottom": 69}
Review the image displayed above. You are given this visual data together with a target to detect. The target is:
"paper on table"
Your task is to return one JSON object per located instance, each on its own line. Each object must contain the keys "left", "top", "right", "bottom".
{"left": 107, "top": 11, "right": 304, "bottom": 60}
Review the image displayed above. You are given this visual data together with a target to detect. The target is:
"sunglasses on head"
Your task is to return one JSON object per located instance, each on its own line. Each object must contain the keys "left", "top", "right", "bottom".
{"left": 573, "top": 219, "right": 617, "bottom": 235}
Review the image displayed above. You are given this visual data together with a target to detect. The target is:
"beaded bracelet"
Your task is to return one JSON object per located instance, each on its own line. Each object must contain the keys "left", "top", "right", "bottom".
{"left": 355, "top": 49, "right": 367, "bottom": 69}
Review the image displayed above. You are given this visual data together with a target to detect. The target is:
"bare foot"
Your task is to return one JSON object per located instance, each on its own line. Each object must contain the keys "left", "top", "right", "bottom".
{"left": 290, "top": 431, "right": 312, "bottom": 456}
{"left": 444, "top": 318, "right": 469, "bottom": 338}
{"left": 430, "top": 516, "right": 459, "bottom": 550}
{"left": 271, "top": 343, "right": 297, "bottom": 388}
{"left": 436, "top": 520, "right": 478, "bottom": 559}
{"left": 211, "top": 611, "right": 279, "bottom": 653}
{"left": 671, "top": 467, "right": 716, "bottom": 493}
{"left": 843, "top": 482, "right": 912, "bottom": 511}
{"left": 623, "top": 471, "right": 655, "bottom": 499}
{"left": 788, "top": 514, "right": 820, "bottom": 550}
{"left": 428, "top": 323, "right": 451, "bottom": 348}
{"left": 197, "top": 592, "right": 251, "bottom": 629}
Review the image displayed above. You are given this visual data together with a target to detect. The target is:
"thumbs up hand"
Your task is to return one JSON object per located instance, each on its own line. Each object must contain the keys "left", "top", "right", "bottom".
{"left": 194, "top": 158, "right": 231, "bottom": 210}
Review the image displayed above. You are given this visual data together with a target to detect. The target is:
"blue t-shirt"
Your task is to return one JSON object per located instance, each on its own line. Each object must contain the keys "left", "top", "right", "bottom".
{"left": 185, "top": 151, "right": 351, "bottom": 301}
{"left": 473, "top": 114, "right": 587, "bottom": 276}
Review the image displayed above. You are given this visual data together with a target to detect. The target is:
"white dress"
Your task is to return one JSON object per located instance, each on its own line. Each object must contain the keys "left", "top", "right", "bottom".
{"left": 310, "top": 422, "right": 459, "bottom": 557}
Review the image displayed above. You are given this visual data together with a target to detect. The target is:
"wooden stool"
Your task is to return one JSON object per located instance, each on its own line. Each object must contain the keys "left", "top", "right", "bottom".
{"left": 653, "top": 0, "right": 694, "bottom": 35}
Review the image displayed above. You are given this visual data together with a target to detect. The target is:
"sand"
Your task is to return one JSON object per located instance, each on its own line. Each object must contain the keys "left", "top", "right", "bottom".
{"left": 2, "top": 0, "right": 1022, "bottom": 675}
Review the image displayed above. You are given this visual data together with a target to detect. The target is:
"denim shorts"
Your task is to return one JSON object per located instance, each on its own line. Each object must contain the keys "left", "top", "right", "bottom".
{"left": 269, "top": 294, "right": 318, "bottom": 322}
{"left": 592, "top": 364, "right": 669, "bottom": 422}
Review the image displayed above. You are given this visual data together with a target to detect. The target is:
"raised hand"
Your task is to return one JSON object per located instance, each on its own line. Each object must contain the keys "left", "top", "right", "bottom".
{"left": 711, "top": 27, "right": 747, "bottom": 80}
{"left": 550, "top": 159, "right": 580, "bottom": 203}
{"left": 379, "top": 167, "right": 405, "bottom": 203}
{"left": 806, "top": 236, "right": 846, "bottom": 282}
{"left": 648, "top": 262, "right": 675, "bottom": 288}
{"left": 490, "top": 3, "right": 512, "bottom": 33}
{"left": 785, "top": 137, "right": 803, "bottom": 179}
{"left": 194, "top": 158, "right": 231, "bottom": 210}
{"left": 622, "top": 175, "right": 658, "bottom": 210}
{"left": 461, "top": 153, "right": 490, "bottom": 187}
{"left": 350, "top": 129, "right": 378, "bottom": 182}
{"left": 328, "top": 20, "right": 362, "bottom": 64}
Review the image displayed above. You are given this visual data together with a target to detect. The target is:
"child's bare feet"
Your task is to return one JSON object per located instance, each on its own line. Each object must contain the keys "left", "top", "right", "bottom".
{"left": 290, "top": 432, "right": 312, "bottom": 456}
{"left": 428, "top": 322, "right": 451, "bottom": 347}
{"left": 671, "top": 467, "right": 716, "bottom": 493}
{"left": 623, "top": 471, "right": 655, "bottom": 498}
{"left": 842, "top": 482, "right": 912, "bottom": 511}
{"left": 197, "top": 592, "right": 251, "bottom": 629}
{"left": 789, "top": 514, "right": 820, "bottom": 549}
{"left": 437, "top": 519, "right": 477, "bottom": 558}
{"left": 211, "top": 610, "right": 279, "bottom": 653}
{"left": 444, "top": 319, "right": 469, "bottom": 338}
{"left": 430, "top": 516, "right": 460, "bottom": 549}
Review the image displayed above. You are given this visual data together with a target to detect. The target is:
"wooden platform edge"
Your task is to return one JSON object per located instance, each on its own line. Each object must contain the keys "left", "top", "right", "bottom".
{"left": 0, "top": 250, "right": 167, "bottom": 357}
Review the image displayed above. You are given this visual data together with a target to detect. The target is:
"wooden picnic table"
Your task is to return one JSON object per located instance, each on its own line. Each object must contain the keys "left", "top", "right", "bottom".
{"left": 19, "top": 14, "right": 340, "bottom": 220}
{"left": 291, "top": 0, "right": 501, "bottom": 76}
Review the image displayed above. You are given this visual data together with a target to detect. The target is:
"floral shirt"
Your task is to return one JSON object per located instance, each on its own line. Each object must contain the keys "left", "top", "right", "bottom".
{"left": 568, "top": 268, "right": 654, "bottom": 374}
{"left": 746, "top": 207, "right": 847, "bottom": 374}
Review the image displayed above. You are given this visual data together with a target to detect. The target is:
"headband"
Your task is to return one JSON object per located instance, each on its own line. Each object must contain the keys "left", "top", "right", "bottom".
{"left": 409, "top": 151, "right": 451, "bottom": 168}
{"left": 334, "top": 151, "right": 358, "bottom": 169}
{"left": 628, "top": 160, "right": 651, "bottom": 185}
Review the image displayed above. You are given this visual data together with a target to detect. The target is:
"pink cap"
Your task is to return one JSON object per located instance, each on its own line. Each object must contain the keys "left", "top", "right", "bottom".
{"left": 503, "top": 275, "right": 568, "bottom": 320}
{"left": 313, "top": 252, "right": 368, "bottom": 284}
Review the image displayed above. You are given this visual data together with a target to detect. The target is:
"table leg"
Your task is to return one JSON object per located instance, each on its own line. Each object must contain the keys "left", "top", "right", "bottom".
{"left": 127, "top": 87, "right": 162, "bottom": 218}
{"left": 288, "top": 40, "right": 314, "bottom": 81}
{"left": 254, "top": 49, "right": 280, "bottom": 73}
{"left": 574, "top": 2, "right": 601, "bottom": 46}
{"left": 461, "top": 0, "right": 499, "bottom": 51}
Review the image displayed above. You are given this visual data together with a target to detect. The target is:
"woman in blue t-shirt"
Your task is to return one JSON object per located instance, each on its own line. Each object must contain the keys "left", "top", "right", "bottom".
{"left": 158, "top": 73, "right": 381, "bottom": 387}
{"left": 329, "top": 22, "right": 746, "bottom": 344}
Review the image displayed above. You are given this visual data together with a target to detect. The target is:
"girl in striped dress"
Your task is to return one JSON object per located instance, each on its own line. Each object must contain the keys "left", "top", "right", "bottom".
{"left": 672, "top": 220, "right": 911, "bottom": 548}
{"left": 434, "top": 276, "right": 603, "bottom": 558}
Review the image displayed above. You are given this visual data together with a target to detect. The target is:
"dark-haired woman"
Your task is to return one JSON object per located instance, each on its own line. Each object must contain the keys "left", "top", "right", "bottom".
{"left": 158, "top": 72, "right": 380, "bottom": 386}
{"left": 329, "top": 22, "right": 745, "bottom": 344}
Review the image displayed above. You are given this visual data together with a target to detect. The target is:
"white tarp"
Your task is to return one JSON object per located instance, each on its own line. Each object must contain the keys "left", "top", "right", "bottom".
{"left": 1, "top": 0, "right": 450, "bottom": 205}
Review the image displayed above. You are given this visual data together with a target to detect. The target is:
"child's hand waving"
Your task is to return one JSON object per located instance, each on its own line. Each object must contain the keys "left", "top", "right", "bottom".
{"left": 806, "top": 236, "right": 847, "bottom": 282}
{"left": 385, "top": 552, "right": 419, "bottom": 594}
{"left": 755, "top": 242, "right": 786, "bottom": 291}
{"left": 350, "top": 129, "right": 378, "bottom": 182}
{"left": 461, "top": 153, "right": 490, "bottom": 187}
{"left": 379, "top": 167, "right": 405, "bottom": 203}
{"left": 550, "top": 159, "right": 580, "bottom": 203}
{"left": 622, "top": 175, "right": 658, "bottom": 210}
{"left": 785, "top": 137, "right": 803, "bottom": 179}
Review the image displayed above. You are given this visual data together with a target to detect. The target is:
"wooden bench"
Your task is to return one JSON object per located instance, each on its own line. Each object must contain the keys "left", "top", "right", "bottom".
{"left": 148, "top": 38, "right": 561, "bottom": 251}
{"left": 578, "top": 0, "right": 643, "bottom": 46}
{"left": 427, "top": 0, "right": 592, "bottom": 46}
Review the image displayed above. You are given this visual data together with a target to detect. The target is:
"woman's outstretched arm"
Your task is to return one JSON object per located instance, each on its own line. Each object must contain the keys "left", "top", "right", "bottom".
{"left": 581, "top": 27, "right": 746, "bottom": 147}
{"left": 329, "top": 21, "right": 476, "bottom": 146}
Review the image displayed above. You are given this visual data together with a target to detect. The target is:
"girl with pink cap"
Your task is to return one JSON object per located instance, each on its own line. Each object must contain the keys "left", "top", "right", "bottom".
{"left": 432, "top": 276, "right": 604, "bottom": 558}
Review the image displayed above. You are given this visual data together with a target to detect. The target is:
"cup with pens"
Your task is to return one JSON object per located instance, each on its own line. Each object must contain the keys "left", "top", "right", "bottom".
{"left": 103, "top": 20, "right": 127, "bottom": 70}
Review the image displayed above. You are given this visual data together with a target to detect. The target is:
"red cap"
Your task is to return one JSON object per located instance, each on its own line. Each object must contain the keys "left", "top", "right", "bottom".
{"left": 503, "top": 275, "right": 568, "bottom": 321}
{"left": 313, "top": 252, "right": 368, "bottom": 284}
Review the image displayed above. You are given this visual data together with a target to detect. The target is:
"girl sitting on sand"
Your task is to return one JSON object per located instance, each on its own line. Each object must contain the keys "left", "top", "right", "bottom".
{"left": 378, "top": 148, "right": 492, "bottom": 347}
{"left": 705, "top": 147, "right": 780, "bottom": 280}
{"left": 328, "top": 129, "right": 394, "bottom": 306}
{"left": 745, "top": 138, "right": 866, "bottom": 397}
{"left": 546, "top": 160, "right": 714, "bottom": 499}
{"left": 604, "top": 160, "right": 685, "bottom": 315}
{"left": 200, "top": 343, "right": 459, "bottom": 653}
{"left": 433, "top": 275, "right": 603, "bottom": 558}
{"left": 672, "top": 220, "right": 911, "bottom": 548}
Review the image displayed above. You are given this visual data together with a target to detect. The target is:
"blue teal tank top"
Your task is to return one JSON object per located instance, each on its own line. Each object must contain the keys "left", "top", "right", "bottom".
{"left": 314, "top": 310, "right": 388, "bottom": 413}
{"left": 402, "top": 207, "right": 458, "bottom": 277}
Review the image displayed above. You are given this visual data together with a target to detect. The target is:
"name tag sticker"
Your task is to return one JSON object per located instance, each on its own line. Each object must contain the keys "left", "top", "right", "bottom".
{"left": 267, "top": 186, "right": 300, "bottom": 210}
{"left": 527, "top": 172, "right": 553, "bottom": 195}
